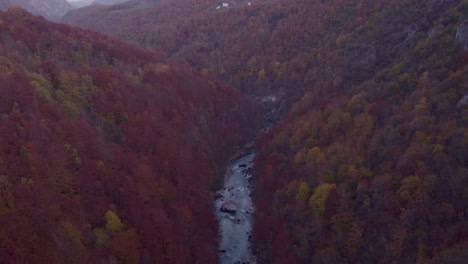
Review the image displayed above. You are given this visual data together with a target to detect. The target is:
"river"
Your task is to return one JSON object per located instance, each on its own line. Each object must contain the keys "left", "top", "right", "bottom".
{"left": 214, "top": 152, "right": 256, "bottom": 264}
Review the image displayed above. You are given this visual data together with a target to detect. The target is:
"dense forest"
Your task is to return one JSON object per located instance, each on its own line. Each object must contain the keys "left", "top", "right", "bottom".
{"left": 63, "top": 0, "right": 400, "bottom": 112}
{"left": 1, "top": 0, "right": 467, "bottom": 262}
{"left": 64, "top": 0, "right": 468, "bottom": 263}
{"left": 0, "top": 8, "right": 261, "bottom": 263}
{"left": 251, "top": 0, "right": 468, "bottom": 263}
{"left": 63, "top": 0, "right": 465, "bottom": 113}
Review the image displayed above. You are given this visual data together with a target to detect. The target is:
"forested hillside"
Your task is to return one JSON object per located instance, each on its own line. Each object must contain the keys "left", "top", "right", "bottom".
{"left": 0, "top": 8, "right": 261, "bottom": 263}
{"left": 63, "top": 3, "right": 467, "bottom": 261}
{"left": 63, "top": 0, "right": 401, "bottom": 113}
{"left": 252, "top": 0, "right": 468, "bottom": 262}
{"left": 2, "top": 0, "right": 467, "bottom": 262}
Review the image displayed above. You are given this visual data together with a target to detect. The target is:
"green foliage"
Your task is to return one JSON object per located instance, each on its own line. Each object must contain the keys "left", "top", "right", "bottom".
{"left": 29, "top": 73, "right": 53, "bottom": 101}
{"left": 57, "top": 72, "right": 97, "bottom": 107}
{"left": 31, "top": 80, "right": 52, "bottom": 101}
{"left": 92, "top": 228, "right": 109, "bottom": 248}
{"left": 387, "top": 63, "right": 403, "bottom": 79}
{"left": 58, "top": 222, "right": 87, "bottom": 264}
{"left": 387, "top": 82, "right": 401, "bottom": 95}
{"left": 61, "top": 100, "right": 80, "bottom": 118}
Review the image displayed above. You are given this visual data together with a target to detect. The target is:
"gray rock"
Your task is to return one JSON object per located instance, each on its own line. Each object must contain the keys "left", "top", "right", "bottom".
{"left": 220, "top": 200, "right": 237, "bottom": 214}
{"left": 457, "top": 93, "right": 468, "bottom": 109}
{"left": 456, "top": 19, "right": 468, "bottom": 51}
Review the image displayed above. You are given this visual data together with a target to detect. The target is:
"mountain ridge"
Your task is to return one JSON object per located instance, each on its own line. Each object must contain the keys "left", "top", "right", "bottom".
{"left": 0, "top": 0, "right": 72, "bottom": 20}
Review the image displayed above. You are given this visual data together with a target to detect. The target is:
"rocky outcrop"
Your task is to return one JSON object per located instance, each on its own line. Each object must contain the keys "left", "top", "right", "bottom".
{"left": 457, "top": 93, "right": 468, "bottom": 109}
{"left": 456, "top": 19, "right": 468, "bottom": 51}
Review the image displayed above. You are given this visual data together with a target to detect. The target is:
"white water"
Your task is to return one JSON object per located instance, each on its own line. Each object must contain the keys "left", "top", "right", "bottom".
{"left": 215, "top": 153, "right": 256, "bottom": 264}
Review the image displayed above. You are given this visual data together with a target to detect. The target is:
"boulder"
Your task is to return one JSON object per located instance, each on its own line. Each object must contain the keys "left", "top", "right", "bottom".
{"left": 220, "top": 200, "right": 237, "bottom": 214}
{"left": 214, "top": 191, "right": 224, "bottom": 199}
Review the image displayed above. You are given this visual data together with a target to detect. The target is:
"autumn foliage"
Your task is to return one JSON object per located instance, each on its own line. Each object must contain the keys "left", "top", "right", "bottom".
{"left": 251, "top": 0, "right": 468, "bottom": 262}
{"left": 0, "top": 8, "right": 261, "bottom": 263}
{"left": 1, "top": 0, "right": 468, "bottom": 262}
{"left": 63, "top": 0, "right": 397, "bottom": 112}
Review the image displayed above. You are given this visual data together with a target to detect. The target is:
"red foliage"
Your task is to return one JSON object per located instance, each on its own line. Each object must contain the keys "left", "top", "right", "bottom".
{"left": 0, "top": 8, "right": 262, "bottom": 263}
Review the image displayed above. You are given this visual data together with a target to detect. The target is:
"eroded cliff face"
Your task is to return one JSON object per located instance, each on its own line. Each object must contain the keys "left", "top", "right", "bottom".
{"left": 0, "top": 0, "right": 72, "bottom": 20}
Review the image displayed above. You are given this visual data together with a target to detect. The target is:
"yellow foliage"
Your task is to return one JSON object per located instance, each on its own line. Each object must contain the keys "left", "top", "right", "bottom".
{"left": 294, "top": 149, "right": 306, "bottom": 165}
{"left": 432, "top": 144, "right": 444, "bottom": 154}
{"left": 58, "top": 222, "right": 86, "bottom": 264}
{"left": 257, "top": 68, "right": 266, "bottom": 81}
{"left": 309, "top": 183, "right": 336, "bottom": 217}
{"left": 31, "top": 80, "right": 52, "bottom": 101}
{"left": 399, "top": 175, "right": 428, "bottom": 203}
{"left": 305, "top": 146, "right": 326, "bottom": 170}
{"left": 20, "top": 177, "right": 34, "bottom": 187}
{"left": 57, "top": 72, "right": 97, "bottom": 107}
{"left": 29, "top": 74, "right": 53, "bottom": 101}
{"left": 62, "top": 100, "right": 80, "bottom": 118}
{"left": 354, "top": 113, "right": 374, "bottom": 138}
{"left": 105, "top": 210, "right": 124, "bottom": 233}
{"left": 65, "top": 144, "right": 81, "bottom": 166}
{"left": 296, "top": 182, "right": 310, "bottom": 202}
{"left": 11, "top": 102, "right": 20, "bottom": 113}
{"left": 286, "top": 180, "right": 299, "bottom": 196}
{"left": 154, "top": 63, "right": 170, "bottom": 74}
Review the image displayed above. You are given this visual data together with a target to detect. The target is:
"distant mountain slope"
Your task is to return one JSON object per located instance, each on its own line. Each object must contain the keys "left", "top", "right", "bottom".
{"left": 0, "top": 8, "right": 260, "bottom": 263}
{"left": 68, "top": 0, "right": 94, "bottom": 8}
{"left": 0, "top": 0, "right": 72, "bottom": 20}
{"left": 61, "top": 0, "right": 427, "bottom": 113}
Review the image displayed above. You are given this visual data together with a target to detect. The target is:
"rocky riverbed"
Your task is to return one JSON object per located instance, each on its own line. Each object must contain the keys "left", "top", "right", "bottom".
{"left": 215, "top": 153, "right": 256, "bottom": 264}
